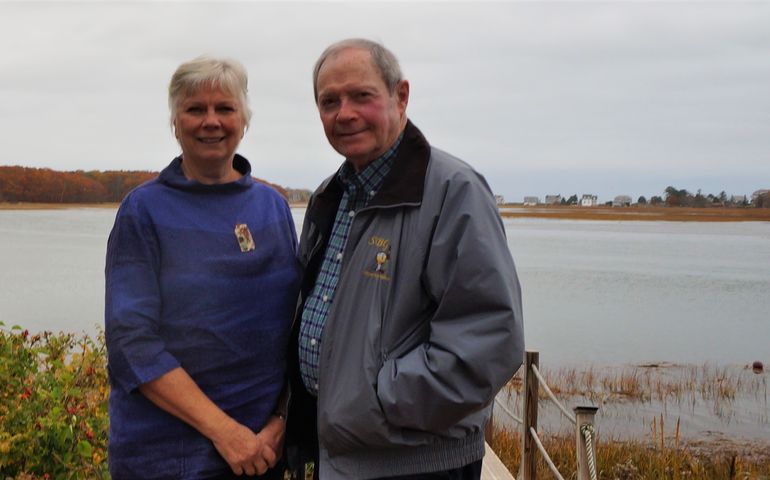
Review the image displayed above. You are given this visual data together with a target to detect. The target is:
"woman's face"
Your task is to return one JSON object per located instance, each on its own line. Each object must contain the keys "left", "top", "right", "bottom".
{"left": 173, "top": 86, "right": 246, "bottom": 169}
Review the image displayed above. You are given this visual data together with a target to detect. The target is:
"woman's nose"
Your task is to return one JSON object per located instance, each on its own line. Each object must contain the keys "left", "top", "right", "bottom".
{"left": 202, "top": 108, "right": 221, "bottom": 127}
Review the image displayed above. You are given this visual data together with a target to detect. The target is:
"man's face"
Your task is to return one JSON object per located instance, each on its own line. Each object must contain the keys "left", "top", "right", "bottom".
{"left": 315, "top": 48, "right": 409, "bottom": 171}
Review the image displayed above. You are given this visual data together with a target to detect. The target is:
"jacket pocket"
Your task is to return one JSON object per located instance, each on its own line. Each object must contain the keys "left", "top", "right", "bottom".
{"left": 317, "top": 356, "right": 435, "bottom": 456}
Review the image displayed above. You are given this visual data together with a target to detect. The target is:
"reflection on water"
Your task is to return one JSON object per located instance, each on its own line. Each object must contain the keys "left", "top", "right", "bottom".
{"left": 509, "top": 218, "right": 770, "bottom": 367}
{"left": 0, "top": 208, "right": 115, "bottom": 335}
{"left": 2, "top": 208, "right": 769, "bottom": 369}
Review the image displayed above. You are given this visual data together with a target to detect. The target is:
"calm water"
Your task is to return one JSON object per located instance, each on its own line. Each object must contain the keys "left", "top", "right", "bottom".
{"left": 1, "top": 208, "right": 769, "bottom": 368}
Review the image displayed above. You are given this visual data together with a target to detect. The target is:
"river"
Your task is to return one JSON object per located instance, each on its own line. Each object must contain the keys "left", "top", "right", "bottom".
{"left": 1, "top": 207, "right": 768, "bottom": 367}
{"left": 2, "top": 206, "right": 769, "bottom": 442}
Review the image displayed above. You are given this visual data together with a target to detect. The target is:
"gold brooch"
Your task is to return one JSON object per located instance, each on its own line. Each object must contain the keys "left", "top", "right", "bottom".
{"left": 234, "top": 224, "right": 255, "bottom": 252}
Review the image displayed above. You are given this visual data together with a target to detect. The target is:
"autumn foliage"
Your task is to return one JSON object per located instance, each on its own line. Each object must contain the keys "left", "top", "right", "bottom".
{"left": 0, "top": 323, "right": 110, "bottom": 479}
{"left": 0, "top": 167, "right": 156, "bottom": 204}
{"left": 0, "top": 166, "right": 288, "bottom": 203}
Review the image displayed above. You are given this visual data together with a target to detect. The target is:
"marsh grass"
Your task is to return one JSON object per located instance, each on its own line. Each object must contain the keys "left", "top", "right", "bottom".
{"left": 495, "top": 364, "right": 770, "bottom": 478}
{"left": 490, "top": 426, "right": 770, "bottom": 479}
{"left": 504, "top": 363, "right": 768, "bottom": 419}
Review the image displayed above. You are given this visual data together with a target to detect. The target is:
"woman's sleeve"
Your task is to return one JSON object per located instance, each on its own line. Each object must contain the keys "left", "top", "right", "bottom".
{"left": 104, "top": 197, "right": 180, "bottom": 393}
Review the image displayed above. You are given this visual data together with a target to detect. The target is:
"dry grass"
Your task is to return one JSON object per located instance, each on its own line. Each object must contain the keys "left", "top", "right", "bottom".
{"left": 505, "top": 364, "right": 767, "bottom": 408}
{"left": 499, "top": 205, "right": 770, "bottom": 222}
{"left": 490, "top": 426, "right": 770, "bottom": 479}
{"left": 4, "top": 202, "right": 770, "bottom": 222}
{"left": 495, "top": 364, "right": 770, "bottom": 478}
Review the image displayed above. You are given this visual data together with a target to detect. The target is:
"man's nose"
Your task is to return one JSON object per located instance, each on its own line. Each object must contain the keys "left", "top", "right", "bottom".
{"left": 337, "top": 98, "right": 356, "bottom": 121}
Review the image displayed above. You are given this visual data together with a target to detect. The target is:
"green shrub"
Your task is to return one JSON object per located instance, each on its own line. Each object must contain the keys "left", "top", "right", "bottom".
{"left": 0, "top": 322, "right": 110, "bottom": 479}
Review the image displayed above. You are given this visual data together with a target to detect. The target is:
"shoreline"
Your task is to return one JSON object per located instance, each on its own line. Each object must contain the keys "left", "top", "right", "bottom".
{"left": 3, "top": 202, "right": 770, "bottom": 222}
{"left": 0, "top": 202, "right": 120, "bottom": 210}
{"left": 499, "top": 205, "right": 770, "bottom": 222}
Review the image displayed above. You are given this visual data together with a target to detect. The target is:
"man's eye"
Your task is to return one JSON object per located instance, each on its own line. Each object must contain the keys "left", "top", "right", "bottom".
{"left": 320, "top": 98, "right": 338, "bottom": 108}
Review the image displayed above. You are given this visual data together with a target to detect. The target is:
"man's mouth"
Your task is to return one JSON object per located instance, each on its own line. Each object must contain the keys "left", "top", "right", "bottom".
{"left": 337, "top": 130, "right": 365, "bottom": 138}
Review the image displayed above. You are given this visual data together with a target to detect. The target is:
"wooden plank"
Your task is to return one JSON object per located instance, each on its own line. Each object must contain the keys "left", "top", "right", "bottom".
{"left": 482, "top": 442, "right": 516, "bottom": 480}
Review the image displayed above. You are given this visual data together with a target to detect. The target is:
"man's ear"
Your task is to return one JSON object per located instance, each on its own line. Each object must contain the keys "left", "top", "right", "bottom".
{"left": 396, "top": 80, "right": 410, "bottom": 114}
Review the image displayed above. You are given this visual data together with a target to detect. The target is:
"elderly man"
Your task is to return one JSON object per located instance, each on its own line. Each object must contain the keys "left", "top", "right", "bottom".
{"left": 286, "top": 38, "right": 524, "bottom": 480}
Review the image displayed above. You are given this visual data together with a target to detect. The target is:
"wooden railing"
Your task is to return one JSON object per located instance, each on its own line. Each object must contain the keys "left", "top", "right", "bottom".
{"left": 483, "top": 350, "right": 599, "bottom": 480}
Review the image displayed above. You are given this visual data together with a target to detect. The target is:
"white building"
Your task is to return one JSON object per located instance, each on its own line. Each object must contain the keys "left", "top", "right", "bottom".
{"left": 580, "top": 194, "right": 598, "bottom": 207}
{"left": 523, "top": 196, "right": 539, "bottom": 206}
{"left": 545, "top": 195, "right": 562, "bottom": 205}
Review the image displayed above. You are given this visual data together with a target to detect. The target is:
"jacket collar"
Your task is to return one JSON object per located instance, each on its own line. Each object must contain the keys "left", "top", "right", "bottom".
{"left": 314, "top": 119, "right": 431, "bottom": 209}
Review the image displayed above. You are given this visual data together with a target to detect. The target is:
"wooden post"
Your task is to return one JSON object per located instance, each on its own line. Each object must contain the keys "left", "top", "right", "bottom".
{"left": 574, "top": 406, "right": 599, "bottom": 480}
{"left": 521, "top": 351, "right": 539, "bottom": 480}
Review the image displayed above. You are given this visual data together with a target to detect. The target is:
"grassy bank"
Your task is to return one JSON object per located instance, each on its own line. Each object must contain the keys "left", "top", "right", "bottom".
{"left": 499, "top": 205, "right": 770, "bottom": 222}
{"left": 4, "top": 201, "right": 770, "bottom": 222}
{"left": 490, "top": 427, "right": 770, "bottom": 479}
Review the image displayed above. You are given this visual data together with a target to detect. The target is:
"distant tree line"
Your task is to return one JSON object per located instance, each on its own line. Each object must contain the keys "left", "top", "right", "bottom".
{"left": 552, "top": 186, "right": 768, "bottom": 208}
{"left": 660, "top": 186, "right": 761, "bottom": 208}
{"left": 0, "top": 166, "right": 300, "bottom": 203}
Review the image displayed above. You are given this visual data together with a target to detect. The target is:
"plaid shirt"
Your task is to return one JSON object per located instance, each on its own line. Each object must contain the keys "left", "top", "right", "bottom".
{"left": 299, "top": 137, "right": 402, "bottom": 395}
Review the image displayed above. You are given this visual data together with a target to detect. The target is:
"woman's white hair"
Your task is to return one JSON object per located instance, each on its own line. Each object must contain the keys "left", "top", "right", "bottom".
{"left": 168, "top": 55, "right": 252, "bottom": 128}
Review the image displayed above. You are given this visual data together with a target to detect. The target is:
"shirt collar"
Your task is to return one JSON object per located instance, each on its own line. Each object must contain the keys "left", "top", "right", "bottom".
{"left": 337, "top": 132, "right": 404, "bottom": 197}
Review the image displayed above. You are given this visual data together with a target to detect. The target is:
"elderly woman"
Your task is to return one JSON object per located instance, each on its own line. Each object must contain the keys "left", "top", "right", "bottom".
{"left": 105, "top": 56, "right": 300, "bottom": 479}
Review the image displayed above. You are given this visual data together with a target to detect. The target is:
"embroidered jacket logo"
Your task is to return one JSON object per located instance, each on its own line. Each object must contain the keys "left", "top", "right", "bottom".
{"left": 364, "top": 235, "right": 391, "bottom": 281}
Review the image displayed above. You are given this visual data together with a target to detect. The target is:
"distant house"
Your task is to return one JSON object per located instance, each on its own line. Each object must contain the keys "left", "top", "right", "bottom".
{"left": 612, "top": 195, "right": 632, "bottom": 207}
{"left": 751, "top": 189, "right": 769, "bottom": 204}
{"left": 545, "top": 195, "right": 562, "bottom": 205}
{"left": 732, "top": 195, "right": 748, "bottom": 204}
{"left": 494, "top": 195, "right": 505, "bottom": 205}
{"left": 580, "top": 194, "right": 598, "bottom": 207}
{"left": 286, "top": 189, "right": 312, "bottom": 204}
{"left": 523, "top": 196, "right": 539, "bottom": 206}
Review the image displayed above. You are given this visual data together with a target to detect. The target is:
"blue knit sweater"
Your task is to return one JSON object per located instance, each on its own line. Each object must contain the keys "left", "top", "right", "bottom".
{"left": 105, "top": 155, "right": 301, "bottom": 479}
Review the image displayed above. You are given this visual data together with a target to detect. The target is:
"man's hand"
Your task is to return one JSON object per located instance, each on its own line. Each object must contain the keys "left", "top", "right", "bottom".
{"left": 257, "top": 414, "right": 286, "bottom": 460}
{"left": 211, "top": 418, "right": 277, "bottom": 476}
{"left": 138, "top": 368, "right": 282, "bottom": 475}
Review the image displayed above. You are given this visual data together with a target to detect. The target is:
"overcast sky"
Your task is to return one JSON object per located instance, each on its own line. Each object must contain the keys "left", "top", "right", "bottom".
{"left": 1, "top": 1, "right": 769, "bottom": 202}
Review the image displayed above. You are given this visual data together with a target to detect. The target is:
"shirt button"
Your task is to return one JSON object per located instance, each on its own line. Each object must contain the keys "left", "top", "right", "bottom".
{"left": 369, "top": 190, "right": 376, "bottom": 197}
{"left": 336, "top": 252, "right": 343, "bottom": 260}
{"left": 310, "top": 338, "right": 317, "bottom": 346}
{"left": 348, "top": 210, "right": 355, "bottom": 218}
{"left": 322, "top": 295, "right": 329, "bottom": 302}
{"left": 314, "top": 383, "right": 319, "bottom": 390}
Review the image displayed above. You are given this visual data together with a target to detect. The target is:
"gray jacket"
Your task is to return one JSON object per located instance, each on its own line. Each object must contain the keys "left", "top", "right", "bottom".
{"left": 286, "top": 121, "right": 524, "bottom": 479}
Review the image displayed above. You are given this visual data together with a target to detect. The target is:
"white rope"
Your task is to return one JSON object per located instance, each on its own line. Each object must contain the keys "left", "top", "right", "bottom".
{"left": 529, "top": 427, "right": 566, "bottom": 480}
{"left": 581, "top": 424, "right": 598, "bottom": 480}
{"left": 531, "top": 364, "right": 577, "bottom": 425}
{"left": 494, "top": 395, "right": 523, "bottom": 425}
